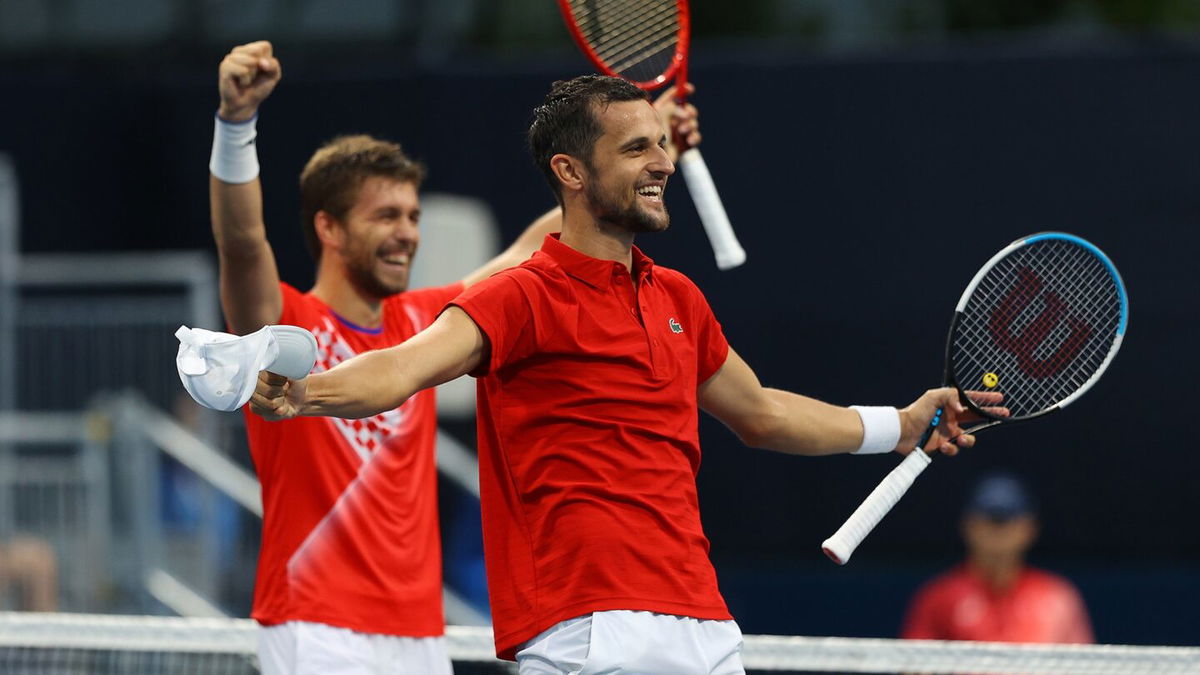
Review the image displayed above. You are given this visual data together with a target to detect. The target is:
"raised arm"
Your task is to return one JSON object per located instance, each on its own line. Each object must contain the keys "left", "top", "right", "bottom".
{"left": 698, "top": 348, "right": 998, "bottom": 456}
{"left": 210, "top": 41, "right": 284, "bottom": 334}
{"left": 251, "top": 306, "right": 486, "bottom": 421}
{"left": 460, "top": 208, "right": 561, "bottom": 288}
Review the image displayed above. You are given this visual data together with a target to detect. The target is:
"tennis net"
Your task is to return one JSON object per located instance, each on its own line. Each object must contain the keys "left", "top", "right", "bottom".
{"left": 1, "top": 611, "right": 1198, "bottom": 674}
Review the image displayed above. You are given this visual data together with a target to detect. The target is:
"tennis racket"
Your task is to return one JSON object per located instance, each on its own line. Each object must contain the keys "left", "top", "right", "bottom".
{"left": 822, "top": 232, "right": 1129, "bottom": 565}
{"left": 556, "top": 0, "right": 746, "bottom": 270}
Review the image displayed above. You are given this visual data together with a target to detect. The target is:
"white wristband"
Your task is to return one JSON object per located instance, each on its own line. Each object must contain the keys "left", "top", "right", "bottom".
{"left": 849, "top": 405, "right": 901, "bottom": 455}
{"left": 209, "top": 114, "right": 260, "bottom": 184}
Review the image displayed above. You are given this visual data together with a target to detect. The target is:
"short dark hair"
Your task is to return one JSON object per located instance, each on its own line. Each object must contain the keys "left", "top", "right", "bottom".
{"left": 527, "top": 75, "right": 650, "bottom": 203}
{"left": 299, "top": 135, "right": 426, "bottom": 261}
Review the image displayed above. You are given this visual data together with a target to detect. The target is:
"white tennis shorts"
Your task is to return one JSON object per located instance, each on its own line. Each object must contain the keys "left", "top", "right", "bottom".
{"left": 515, "top": 610, "right": 745, "bottom": 675}
{"left": 258, "top": 621, "right": 452, "bottom": 675}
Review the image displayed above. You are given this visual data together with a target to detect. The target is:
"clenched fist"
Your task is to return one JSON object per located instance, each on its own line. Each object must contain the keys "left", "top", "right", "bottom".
{"left": 249, "top": 371, "right": 307, "bottom": 421}
{"left": 217, "top": 41, "right": 282, "bottom": 122}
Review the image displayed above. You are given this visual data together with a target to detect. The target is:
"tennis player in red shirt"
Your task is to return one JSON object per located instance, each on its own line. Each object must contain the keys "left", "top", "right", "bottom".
{"left": 210, "top": 41, "right": 565, "bottom": 674}
{"left": 249, "top": 75, "right": 1004, "bottom": 673}
{"left": 901, "top": 472, "right": 1093, "bottom": 644}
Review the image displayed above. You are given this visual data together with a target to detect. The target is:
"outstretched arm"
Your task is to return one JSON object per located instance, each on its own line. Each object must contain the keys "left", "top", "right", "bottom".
{"left": 251, "top": 306, "right": 485, "bottom": 421}
{"left": 210, "top": 40, "right": 284, "bottom": 334}
{"left": 698, "top": 349, "right": 1004, "bottom": 456}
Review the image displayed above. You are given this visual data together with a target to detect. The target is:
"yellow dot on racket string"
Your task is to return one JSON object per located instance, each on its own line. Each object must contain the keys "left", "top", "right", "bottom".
{"left": 982, "top": 372, "right": 999, "bottom": 388}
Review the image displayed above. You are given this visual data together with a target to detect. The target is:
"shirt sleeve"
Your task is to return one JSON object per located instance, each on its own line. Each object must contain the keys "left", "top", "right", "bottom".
{"left": 448, "top": 271, "right": 537, "bottom": 377}
{"left": 687, "top": 278, "right": 730, "bottom": 383}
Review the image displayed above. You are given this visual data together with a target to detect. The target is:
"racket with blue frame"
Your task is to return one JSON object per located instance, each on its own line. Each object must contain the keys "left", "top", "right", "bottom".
{"left": 822, "top": 232, "right": 1129, "bottom": 565}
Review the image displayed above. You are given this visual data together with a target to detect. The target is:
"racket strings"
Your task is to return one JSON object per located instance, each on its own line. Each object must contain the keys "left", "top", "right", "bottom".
{"left": 953, "top": 240, "right": 1122, "bottom": 418}
{"left": 567, "top": 0, "right": 680, "bottom": 82}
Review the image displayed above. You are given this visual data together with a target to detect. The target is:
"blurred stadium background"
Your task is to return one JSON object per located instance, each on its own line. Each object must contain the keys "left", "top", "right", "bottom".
{"left": 0, "top": 0, "right": 1198, "bottom": 666}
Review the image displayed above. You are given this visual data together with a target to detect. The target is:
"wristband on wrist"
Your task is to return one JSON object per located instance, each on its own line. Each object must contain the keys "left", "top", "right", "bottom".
{"left": 849, "top": 405, "right": 900, "bottom": 455}
{"left": 209, "top": 113, "right": 260, "bottom": 184}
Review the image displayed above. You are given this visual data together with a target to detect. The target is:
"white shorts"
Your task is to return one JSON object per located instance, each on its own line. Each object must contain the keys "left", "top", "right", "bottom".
{"left": 515, "top": 610, "right": 745, "bottom": 675}
{"left": 258, "top": 621, "right": 452, "bottom": 675}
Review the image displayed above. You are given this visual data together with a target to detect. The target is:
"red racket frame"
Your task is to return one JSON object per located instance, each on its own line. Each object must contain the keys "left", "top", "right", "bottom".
{"left": 556, "top": 0, "right": 692, "bottom": 104}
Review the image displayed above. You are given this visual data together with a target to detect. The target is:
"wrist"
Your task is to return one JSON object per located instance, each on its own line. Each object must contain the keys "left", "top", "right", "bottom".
{"left": 217, "top": 105, "right": 257, "bottom": 124}
{"left": 209, "top": 112, "right": 260, "bottom": 184}
{"left": 293, "top": 376, "right": 315, "bottom": 418}
{"left": 849, "top": 405, "right": 901, "bottom": 455}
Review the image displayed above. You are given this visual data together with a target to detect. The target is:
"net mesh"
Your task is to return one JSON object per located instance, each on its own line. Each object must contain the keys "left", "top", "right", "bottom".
{"left": 952, "top": 237, "right": 1123, "bottom": 418}
{"left": 2, "top": 612, "right": 1198, "bottom": 674}
{"left": 566, "top": 0, "right": 680, "bottom": 85}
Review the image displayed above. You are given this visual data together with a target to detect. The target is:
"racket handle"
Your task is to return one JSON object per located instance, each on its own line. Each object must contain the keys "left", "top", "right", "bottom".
{"left": 821, "top": 449, "right": 932, "bottom": 565}
{"left": 677, "top": 148, "right": 746, "bottom": 270}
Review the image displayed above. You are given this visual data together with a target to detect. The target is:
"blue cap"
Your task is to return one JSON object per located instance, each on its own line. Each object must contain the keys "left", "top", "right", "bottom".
{"left": 964, "top": 473, "right": 1037, "bottom": 520}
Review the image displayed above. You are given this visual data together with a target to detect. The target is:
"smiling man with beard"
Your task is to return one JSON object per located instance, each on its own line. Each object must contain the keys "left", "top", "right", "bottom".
{"left": 249, "top": 74, "right": 1000, "bottom": 674}
{"left": 209, "top": 41, "right": 564, "bottom": 675}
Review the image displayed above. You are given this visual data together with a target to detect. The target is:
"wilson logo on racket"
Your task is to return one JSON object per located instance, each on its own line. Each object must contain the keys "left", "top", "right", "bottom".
{"left": 988, "top": 266, "right": 1093, "bottom": 379}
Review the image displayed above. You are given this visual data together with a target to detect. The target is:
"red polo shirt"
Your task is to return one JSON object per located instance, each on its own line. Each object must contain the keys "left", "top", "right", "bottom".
{"left": 450, "top": 234, "right": 733, "bottom": 659}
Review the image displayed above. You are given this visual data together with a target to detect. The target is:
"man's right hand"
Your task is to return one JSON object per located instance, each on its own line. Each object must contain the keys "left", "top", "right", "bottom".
{"left": 250, "top": 371, "right": 306, "bottom": 421}
{"left": 217, "top": 41, "right": 282, "bottom": 122}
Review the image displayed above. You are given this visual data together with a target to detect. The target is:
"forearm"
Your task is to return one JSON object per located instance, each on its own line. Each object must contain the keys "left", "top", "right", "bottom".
{"left": 207, "top": 108, "right": 285, "bottom": 331}
{"left": 300, "top": 348, "right": 417, "bottom": 419}
{"left": 743, "top": 388, "right": 867, "bottom": 456}
{"left": 513, "top": 207, "right": 561, "bottom": 252}
{"left": 210, "top": 176, "right": 269, "bottom": 253}
{"left": 461, "top": 207, "right": 561, "bottom": 287}
{"left": 296, "top": 307, "right": 484, "bottom": 419}
{"left": 210, "top": 173, "right": 282, "bottom": 332}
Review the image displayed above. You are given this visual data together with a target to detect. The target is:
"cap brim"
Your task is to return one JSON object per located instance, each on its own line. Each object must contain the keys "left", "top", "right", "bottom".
{"left": 265, "top": 326, "right": 318, "bottom": 379}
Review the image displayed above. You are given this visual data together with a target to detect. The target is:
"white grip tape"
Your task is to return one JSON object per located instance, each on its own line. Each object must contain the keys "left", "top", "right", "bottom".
{"left": 821, "top": 449, "right": 932, "bottom": 565}
{"left": 677, "top": 148, "right": 746, "bottom": 270}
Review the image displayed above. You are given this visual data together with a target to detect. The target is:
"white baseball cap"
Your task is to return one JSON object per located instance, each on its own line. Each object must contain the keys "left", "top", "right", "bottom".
{"left": 175, "top": 324, "right": 318, "bottom": 412}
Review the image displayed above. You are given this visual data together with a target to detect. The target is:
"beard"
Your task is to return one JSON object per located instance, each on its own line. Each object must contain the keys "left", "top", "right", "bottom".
{"left": 343, "top": 248, "right": 410, "bottom": 299}
{"left": 584, "top": 177, "right": 669, "bottom": 234}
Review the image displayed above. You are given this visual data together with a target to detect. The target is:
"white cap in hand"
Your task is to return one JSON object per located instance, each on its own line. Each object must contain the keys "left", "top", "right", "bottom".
{"left": 175, "top": 324, "right": 317, "bottom": 412}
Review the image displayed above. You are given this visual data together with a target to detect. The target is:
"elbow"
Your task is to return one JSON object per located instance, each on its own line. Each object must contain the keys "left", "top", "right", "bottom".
{"left": 731, "top": 406, "right": 785, "bottom": 450}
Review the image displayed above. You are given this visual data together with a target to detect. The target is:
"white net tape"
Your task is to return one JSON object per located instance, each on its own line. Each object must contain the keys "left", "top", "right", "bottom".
{"left": 2, "top": 612, "right": 1198, "bottom": 673}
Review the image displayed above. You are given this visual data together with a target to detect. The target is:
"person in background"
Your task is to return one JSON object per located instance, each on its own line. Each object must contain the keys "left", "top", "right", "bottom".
{"left": 901, "top": 472, "right": 1093, "bottom": 643}
{"left": 0, "top": 535, "right": 57, "bottom": 611}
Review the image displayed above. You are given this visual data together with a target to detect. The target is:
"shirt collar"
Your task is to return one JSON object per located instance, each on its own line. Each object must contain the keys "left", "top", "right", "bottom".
{"left": 539, "top": 233, "right": 655, "bottom": 291}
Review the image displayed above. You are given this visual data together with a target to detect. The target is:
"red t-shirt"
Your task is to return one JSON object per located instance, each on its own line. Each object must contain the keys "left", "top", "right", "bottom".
{"left": 901, "top": 563, "right": 1094, "bottom": 643}
{"left": 243, "top": 281, "right": 462, "bottom": 636}
{"left": 450, "top": 234, "right": 733, "bottom": 659}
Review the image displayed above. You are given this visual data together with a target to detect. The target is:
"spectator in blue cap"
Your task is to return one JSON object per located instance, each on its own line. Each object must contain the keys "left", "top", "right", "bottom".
{"left": 900, "top": 472, "right": 1093, "bottom": 643}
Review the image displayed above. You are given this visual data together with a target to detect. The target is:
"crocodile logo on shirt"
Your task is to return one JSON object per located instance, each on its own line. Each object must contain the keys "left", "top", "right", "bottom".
{"left": 669, "top": 318, "right": 683, "bottom": 334}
